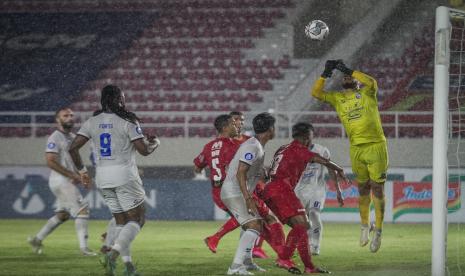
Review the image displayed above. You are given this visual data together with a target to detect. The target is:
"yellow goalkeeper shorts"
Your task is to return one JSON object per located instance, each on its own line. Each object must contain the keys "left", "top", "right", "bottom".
{"left": 349, "top": 141, "right": 389, "bottom": 184}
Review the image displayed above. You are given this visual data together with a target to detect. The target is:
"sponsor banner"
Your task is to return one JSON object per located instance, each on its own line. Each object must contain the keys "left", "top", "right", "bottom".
{"left": 0, "top": 175, "right": 213, "bottom": 220}
{"left": 392, "top": 182, "right": 461, "bottom": 221}
{"left": 324, "top": 180, "right": 359, "bottom": 212}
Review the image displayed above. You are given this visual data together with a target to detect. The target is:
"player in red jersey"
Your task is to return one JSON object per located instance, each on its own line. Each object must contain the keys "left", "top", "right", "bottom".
{"left": 264, "top": 122, "right": 350, "bottom": 274}
{"left": 194, "top": 114, "right": 240, "bottom": 253}
{"left": 229, "top": 111, "right": 286, "bottom": 260}
{"left": 198, "top": 113, "right": 286, "bottom": 261}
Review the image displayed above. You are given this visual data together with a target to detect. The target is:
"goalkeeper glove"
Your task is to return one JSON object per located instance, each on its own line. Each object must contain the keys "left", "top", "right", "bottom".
{"left": 335, "top": 60, "right": 354, "bottom": 76}
{"left": 321, "top": 60, "right": 338, "bottom": 78}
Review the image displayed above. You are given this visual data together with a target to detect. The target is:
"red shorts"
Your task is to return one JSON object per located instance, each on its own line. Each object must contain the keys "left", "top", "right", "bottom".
{"left": 212, "top": 186, "right": 227, "bottom": 211}
{"left": 264, "top": 182, "right": 306, "bottom": 224}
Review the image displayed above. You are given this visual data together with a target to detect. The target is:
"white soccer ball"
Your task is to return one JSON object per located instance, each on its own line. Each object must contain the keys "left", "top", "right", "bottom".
{"left": 304, "top": 20, "right": 329, "bottom": 41}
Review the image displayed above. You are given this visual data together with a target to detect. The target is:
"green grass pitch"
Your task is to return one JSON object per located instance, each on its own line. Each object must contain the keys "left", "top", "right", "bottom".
{"left": 1, "top": 219, "right": 464, "bottom": 275}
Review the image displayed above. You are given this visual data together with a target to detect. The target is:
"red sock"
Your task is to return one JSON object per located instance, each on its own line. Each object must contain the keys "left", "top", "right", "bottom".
{"left": 281, "top": 226, "right": 300, "bottom": 260}
{"left": 263, "top": 223, "right": 285, "bottom": 256}
{"left": 214, "top": 217, "right": 240, "bottom": 239}
{"left": 294, "top": 224, "right": 315, "bottom": 269}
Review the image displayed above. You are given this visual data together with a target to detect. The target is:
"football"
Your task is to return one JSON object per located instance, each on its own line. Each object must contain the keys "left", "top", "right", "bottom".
{"left": 304, "top": 20, "right": 329, "bottom": 41}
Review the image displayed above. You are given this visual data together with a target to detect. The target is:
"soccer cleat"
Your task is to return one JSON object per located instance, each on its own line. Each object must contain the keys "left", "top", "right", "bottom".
{"left": 81, "top": 247, "right": 98, "bottom": 256}
{"left": 304, "top": 267, "right": 331, "bottom": 274}
{"left": 100, "top": 252, "right": 117, "bottom": 276}
{"left": 123, "top": 262, "right": 141, "bottom": 276}
{"left": 276, "top": 259, "right": 301, "bottom": 274}
{"left": 227, "top": 265, "right": 254, "bottom": 275}
{"left": 311, "top": 245, "right": 320, "bottom": 256}
{"left": 370, "top": 229, "right": 382, "bottom": 253}
{"left": 252, "top": 247, "right": 269, "bottom": 259}
{"left": 27, "top": 236, "right": 43, "bottom": 254}
{"left": 245, "top": 262, "right": 266, "bottom": 272}
{"left": 204, "top": 236, "right": 219, "bottom": 253}
{"left": 100, "top": 245, "right": 111, "bottom": 254}
{"left": 359, "top": 223, "right": 373, "bottom": 247}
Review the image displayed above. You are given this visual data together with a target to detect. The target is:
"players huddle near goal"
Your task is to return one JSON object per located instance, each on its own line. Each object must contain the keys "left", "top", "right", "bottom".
{"left": 28, "top": 59, "right": 387, "bottom": 275}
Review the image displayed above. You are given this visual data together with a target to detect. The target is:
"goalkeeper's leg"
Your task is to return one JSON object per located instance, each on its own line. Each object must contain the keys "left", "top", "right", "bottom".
{"left": 370, "top": 181, "right": 385, "bottom": 253}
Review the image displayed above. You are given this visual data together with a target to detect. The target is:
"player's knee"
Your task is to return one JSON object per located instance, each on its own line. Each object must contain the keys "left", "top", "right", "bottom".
{"left": 78, "top": 207, "right": 90, "bottom": 217}
{"left": 358, "top": 182, "right": 371, "bottom": 195}
{"left": 56, "top": 211, "right": 70, "bottom": 222}
{"left": 244, "top": 220, "right": 262, "bottom": 232}
{"left": 370, "top": 181, "right": 384, "bottom": 198}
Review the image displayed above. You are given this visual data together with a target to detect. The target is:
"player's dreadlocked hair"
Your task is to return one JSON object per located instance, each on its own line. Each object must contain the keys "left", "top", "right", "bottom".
{"left": 93, "top": 85, "right": 140, "bottom": 124}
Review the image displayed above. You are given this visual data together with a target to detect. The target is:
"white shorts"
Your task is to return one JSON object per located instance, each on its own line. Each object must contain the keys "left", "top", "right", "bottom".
{"left": 221, "top": 196, "right": 262, "bottom": 226}
{"left": 49, "top": 180, "right": 88, "bottom": 217}
{"left": 100, "top": 181, "right": 146, "bottom": 214}
{"left": 296, "top": 188, "right": 326, "bottom": 213}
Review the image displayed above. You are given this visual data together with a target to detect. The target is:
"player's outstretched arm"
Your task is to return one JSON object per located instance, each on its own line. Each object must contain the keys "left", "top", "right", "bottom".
{"left": 335, "top": 60, "right": 377, "bottom": 90}
{"left": 311, "top": 60, "right": 338, "bottom": 100}
{"left": 68, "top": 134, "right": 92, "bottom": 189}
{"left": 311, "top": 154, "right": 350, "bottom": 186}
{"left": 328, "top": 168, "right": 344, "bottom": 207}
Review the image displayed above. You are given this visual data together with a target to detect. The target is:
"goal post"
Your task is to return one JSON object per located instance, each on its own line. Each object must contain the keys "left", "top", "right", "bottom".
{"left": 432, "top": 6, "right": 450, "bottom": 276}
{"left": 433, "top": 6, "right": 465, "bottom": 276}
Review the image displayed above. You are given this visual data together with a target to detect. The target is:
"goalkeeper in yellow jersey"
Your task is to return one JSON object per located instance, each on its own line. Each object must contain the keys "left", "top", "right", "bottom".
{"left": 310, "top": 60, "right": 388, "bottom": 253}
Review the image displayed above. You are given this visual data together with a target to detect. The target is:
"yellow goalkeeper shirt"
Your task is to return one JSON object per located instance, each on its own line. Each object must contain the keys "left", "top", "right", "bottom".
{"left": 311, "top": 71, "right": 386, "bottom": 146}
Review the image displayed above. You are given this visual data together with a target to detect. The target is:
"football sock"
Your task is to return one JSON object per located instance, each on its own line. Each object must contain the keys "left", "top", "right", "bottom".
{"left": 214, "top": 217, "right": 240, "bottom": 239}
{"left": 232, "top": 229, "right": 259, "bottom": 266}
{"left": 294, "top": 224, "right": 314, "bottom": 269}
{"left": 281, "top": 226, "right": 300, "bottom": 260}
{"left": 263, "top": 222, "right": 285, "bottom": 256}
{"left": 104, "top": 218, "right": 117, "bottom": 247}
{"left": 373, "top": 196, "right": 385, "bottom": 230}
{"left": 112, "top": 222, "right": 141, "bottom": 255}
{"left": 359, "top": 194, "right": 371, "bottom": 225}
{"left": 308, "top": 209, "right": 322, "bottom": 248}
{"left": 75, "top": 215, "right": 89, "bottom": 249}
{"left": 121, "top": 244, "right": 132, "bottom": 263}
{"left": 36, "top": 215, "right": 63, "bottom": 241}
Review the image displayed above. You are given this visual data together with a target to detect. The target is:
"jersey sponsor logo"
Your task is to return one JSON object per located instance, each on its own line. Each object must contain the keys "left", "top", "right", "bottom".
{"left": 244, "top": 152, "right": 254, "bottom": 160}
{"left": 135, "top": 126, "right": 142, "bottom": 135}
{"left": 47, "top": 142, "right": 56, "bottom": 149}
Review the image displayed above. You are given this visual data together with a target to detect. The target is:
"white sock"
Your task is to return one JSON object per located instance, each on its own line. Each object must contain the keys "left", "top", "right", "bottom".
{"left": 75, "top": 216, "right": 89, "bottom": 249}
{"left": 36, "top": 215, "right": 63, "bottom": 241}
{"left": 104, "top": 218, "right": 117, "bottom": 247}
{"left": 112, "top": 222, "right": 141, "bottom": 254}
{"left": 232, "top": 229, "right": 259, "bottom": 267}
{"left": 121, "top": 244, "right": 132, "bottom": 263}
{"left": 308, "top": 209, "right": 322, "bottom": 248}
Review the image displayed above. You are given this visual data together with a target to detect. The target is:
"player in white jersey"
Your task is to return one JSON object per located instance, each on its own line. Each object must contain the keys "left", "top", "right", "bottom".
{"left": 69, "top": 85, "right": 160, "bottom": 276}
{"left": 28, "top": 107, "right": 96, "bottom": 256}
{"left": 221, "top": 112, "right": 275, "bottom": 275}
{"left": 294, "top": 123, "right": 344, "bottom": 256}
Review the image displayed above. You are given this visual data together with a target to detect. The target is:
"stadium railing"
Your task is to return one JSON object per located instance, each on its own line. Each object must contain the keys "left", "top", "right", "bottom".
{"left": 0, "top": 111, "right": 437, "bottom": 138}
